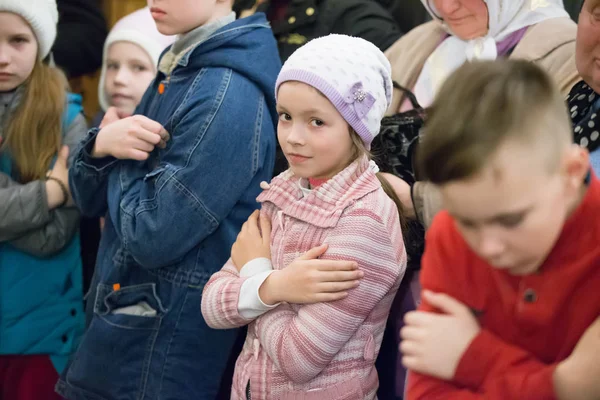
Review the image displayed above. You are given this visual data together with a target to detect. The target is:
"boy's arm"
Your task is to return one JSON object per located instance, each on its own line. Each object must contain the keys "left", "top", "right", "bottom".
{"left": 254, "top": 208, "right": 405, "bottom": 384}
{"left": 107, "top": 78, "right": 272, "bottom": 269}
{"left": 407, "top": 332, "right": 557, "bottom": 400}
{"left": 69, "top": 88, "right": 158, "bottom": 219}
{"left": 69, "top": 127, "right": 118, "bottom": 218}
{"left": 408, "top": 368, "right": 555, "bottom": 400}
{"left": 406, "top": 214, "right": 557, "bottom": 399}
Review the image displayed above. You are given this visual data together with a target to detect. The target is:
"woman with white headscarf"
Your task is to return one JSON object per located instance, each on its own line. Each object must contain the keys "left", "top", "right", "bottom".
{"left": 387, "top": 0, "right": 579, "bottom": 113}
{"left": 383, "top": 0, "right": 580, "bottom": 229}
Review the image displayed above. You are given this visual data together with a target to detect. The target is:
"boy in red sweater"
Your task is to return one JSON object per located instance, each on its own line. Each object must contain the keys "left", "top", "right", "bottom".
{"left": 401, "top": 59, "right": 600, "bottom": 400}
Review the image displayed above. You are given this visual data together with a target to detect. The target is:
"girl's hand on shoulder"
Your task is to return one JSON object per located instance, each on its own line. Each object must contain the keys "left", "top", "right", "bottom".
{"left": 93, "top": 108, "right": 169, "bottom": 161}
{"left": 231, "top": 210, "right": 271, "bottom": 271}
{"left": 258, "top": 245, "right": 363, "bottom": 305}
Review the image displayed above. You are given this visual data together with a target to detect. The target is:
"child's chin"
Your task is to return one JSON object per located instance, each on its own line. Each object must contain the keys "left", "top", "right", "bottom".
{"left": 113, "top": 105, "right": 134, "bottom": 116}
{"left": 503, "top": 262, "right": 539, "bottom": 276}
{"left": 288, "top": 166, "right": 311, "bottom": 178}
{"left": 154, "top": 22, "right": 180, "bottom": 36}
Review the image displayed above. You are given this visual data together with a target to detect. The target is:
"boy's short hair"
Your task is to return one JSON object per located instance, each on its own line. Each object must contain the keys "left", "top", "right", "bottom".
{"left": 417, "top": 59, "right": 572, "bottom": 185}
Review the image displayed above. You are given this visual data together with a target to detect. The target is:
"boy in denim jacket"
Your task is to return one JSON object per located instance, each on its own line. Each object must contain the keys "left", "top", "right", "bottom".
{"left": 57, "top": 1, "right": 281, "bottom": 399}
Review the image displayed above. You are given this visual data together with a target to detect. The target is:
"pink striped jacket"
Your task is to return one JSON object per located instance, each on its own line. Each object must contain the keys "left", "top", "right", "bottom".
{"left": 202, "top": 157, "right": 406, "bottom": 400}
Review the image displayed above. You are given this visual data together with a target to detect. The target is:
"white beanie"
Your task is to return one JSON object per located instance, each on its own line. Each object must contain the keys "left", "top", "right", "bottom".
{"left": 98, "top": 7, "right": 176, "bottom": 111}
{"left": 275, "top": 34, "right": 393, "bottom": 149}
{"left": 0, "top": 0, "right": 59, "bottom": 59}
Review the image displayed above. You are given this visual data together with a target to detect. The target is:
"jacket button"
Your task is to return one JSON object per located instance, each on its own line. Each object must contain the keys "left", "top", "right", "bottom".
{"left": 523, "top": 289, "right": 537, "bottom": 303}
{"left": 306, "top": 7, "right": 315, "bottom": 16}
{"left": 61, "top": 335, "right": 68, "bottom": 343}
{"left": 70, "top": 309, "right": 77, "bottom": 316}
{"left": 288, "top": 16, "right": 296, "bottom": 24}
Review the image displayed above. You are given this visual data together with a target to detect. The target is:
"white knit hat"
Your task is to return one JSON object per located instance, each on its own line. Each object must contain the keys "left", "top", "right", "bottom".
{"left": 98, "top": 7, "right": 176, "bottom": 111}
{"left": 275, "top": 34, "right": 393, "bottom": 149}
{"left": 0, "top": 0, "right": 59, "bottom": 59}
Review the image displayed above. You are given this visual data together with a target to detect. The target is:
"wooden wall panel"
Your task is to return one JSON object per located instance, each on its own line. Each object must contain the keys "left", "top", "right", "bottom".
{"left": 103, "top": 0, "right": 147, "bottom": 27}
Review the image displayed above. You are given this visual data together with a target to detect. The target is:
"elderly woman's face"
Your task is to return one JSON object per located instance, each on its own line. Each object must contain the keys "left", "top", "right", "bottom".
{"left": 577, "top": 0, "right": 600, "bottom": 93}
{"left": 432, "top": 0, "right": 489, "bottom": 40}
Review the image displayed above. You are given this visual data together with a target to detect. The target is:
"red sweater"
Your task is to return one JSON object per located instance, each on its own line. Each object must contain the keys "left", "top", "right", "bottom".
{"left": 407, "top": 176, "right": 600, "bottom": 400}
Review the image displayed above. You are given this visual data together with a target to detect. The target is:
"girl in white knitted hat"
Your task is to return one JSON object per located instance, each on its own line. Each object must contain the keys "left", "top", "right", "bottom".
{"left": 202, "top": 34, "right": 408, "bottom": 400}
{"left": 93, "top": 7, "right": 175, "bottom": 126}
{"left": 0, "top": 0, "right": 88, "bottom": 398}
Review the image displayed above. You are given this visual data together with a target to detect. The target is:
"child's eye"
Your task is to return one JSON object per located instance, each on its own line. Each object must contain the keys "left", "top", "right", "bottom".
{"left": 106, "top": 63, "right": 118, "bottom": 70}
{"left": 278, "top": 112, "right": 291, "bottom": 122}
{"left": 310, "top": 119, "right": 324, "bottom": 127}
{"left": 457, "top": 220, "right": 476, "bottom": 230}
{"left": 132, "top": 65, "right": 148, "bottom": 73}
{"left": 10, "top": 36, "right": 28, "bottom": 45}
{"left": 497, "top": 215, "right": 524, "bottom": 229}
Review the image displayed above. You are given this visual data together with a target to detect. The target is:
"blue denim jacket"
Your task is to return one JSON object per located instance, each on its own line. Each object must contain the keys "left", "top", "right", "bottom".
{"left": 58, "top": 14, "right": 280, "bottom": 400}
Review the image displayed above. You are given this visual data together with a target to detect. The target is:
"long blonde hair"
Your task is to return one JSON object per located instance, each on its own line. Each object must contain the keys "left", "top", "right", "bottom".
{"left": 3, "top": 60, "right": 67, "bottom": 183}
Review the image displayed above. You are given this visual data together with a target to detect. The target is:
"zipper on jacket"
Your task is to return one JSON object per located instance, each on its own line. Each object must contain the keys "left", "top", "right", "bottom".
{"left": 276, "top": 211, "right": 286, "bottom": 267}
{"left": 158, "top": 76, "right": 171, "bottom": 95}
{"left": 0, "top": 94, "right": 17, "bottom": 145}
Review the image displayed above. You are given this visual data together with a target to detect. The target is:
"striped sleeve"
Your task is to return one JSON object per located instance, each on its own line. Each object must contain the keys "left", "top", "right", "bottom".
{"left": 255, "top": 204, "right": 405, "bottom": 383}
{"left": 201, "top": 257, "right": 253, "bottom": 329}
{"left": 201, "top": 206, "right": 276, "bottom": 328}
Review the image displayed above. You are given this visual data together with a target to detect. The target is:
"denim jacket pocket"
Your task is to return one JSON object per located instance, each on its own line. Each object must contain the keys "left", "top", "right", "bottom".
{"left": 65, "top": 283, "right": 164, "bottom": 398}
{"left": 95, "top": 283, "right": 166, "bottom": 328}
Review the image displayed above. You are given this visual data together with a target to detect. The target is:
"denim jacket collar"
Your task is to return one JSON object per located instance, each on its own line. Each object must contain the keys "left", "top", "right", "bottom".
{"left": 159, "top": 12, "right": 236, "bottom": 75}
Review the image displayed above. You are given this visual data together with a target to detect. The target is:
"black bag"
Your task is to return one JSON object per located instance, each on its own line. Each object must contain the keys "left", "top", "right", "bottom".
{"left": 372, "top": 82, "right": 425, "bottom": 185}
{"left": 372, "top": 83, "right": 426, "bottom": 269}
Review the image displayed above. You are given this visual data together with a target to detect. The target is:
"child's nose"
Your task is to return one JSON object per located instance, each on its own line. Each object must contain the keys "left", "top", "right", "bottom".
{"left": 286, "top": 124, "right": 305, "bottom": 145}
{"left": 0, "top": 45, "right": 10, "bottom": 65}
{"left": 114, "top": 67, "right": 131, "bottom": 84}
{"left": 477, "top": 233, "right": 505, "bottom": 260}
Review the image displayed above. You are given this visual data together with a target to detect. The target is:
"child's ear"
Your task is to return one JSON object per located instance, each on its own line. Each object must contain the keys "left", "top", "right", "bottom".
{"left": 562, "top": 144, "right": 590, "bottom": 189}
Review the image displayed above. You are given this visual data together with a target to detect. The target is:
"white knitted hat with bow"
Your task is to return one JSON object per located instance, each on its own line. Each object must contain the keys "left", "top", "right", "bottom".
{"left": 275, "top": 34, "right": 393, "bottom": 149}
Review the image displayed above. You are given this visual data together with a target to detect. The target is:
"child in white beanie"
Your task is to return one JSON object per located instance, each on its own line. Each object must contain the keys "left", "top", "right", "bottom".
{"left": 0, "top": 0, "right": 87, "bottom": 398}
{"left": 94, "top": 7, "right": 175, "bottom": 125}
{"left": 202, "top": 34, "right": 407, "bottom": 400}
